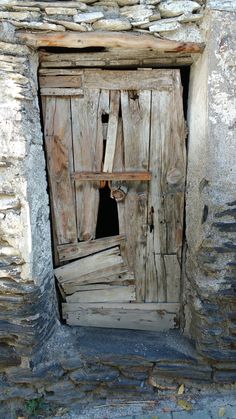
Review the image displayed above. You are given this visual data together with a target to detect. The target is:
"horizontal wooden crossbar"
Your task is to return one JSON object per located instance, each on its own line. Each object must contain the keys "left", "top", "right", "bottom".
{"left": 72, "top": 171, "right": 152, "bottom": 181}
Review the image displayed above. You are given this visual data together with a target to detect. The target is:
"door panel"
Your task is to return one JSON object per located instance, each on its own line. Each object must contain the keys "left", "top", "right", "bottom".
{"left": 41, "top": 68, "right": 186, "bottom": 331}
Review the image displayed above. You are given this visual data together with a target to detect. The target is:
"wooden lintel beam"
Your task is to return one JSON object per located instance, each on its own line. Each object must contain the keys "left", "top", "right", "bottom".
{"left": 17, "top": 31, "right": 204, "bottom": 53}
{"left": 72, "top": 171, "right": 152, "bottom": 181}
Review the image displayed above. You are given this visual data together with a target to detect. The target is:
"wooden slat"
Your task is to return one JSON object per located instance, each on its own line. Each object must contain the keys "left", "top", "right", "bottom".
{"left": 103, "top": 90, "right": 120, "bottom": 172}
{"left": 44, "top": 97, "right": 77, "bottom": 245}
{"left": 71, "top": 89, "right": 103, "bottom": 241}
{"left": 40, "top": 87, "right": 83, "bottom": 96}
{"left": 72, "top": 171, "right": 152, "bottom": 181}
{"left": 66, "top": 285, "right": 136, "bottom": 303}
{"left": 83, "top": 69, "right": 173, "bottom": 91}
{"left": 39, "top": 50, "right": 195, "bottom": 69}
{"left": 62, "top": 302, "right": 180, "bottom": 331}
{"left": 145, "top": 71, "right": 185, "bottom": 302}
{"left": 18, "top": 31, "right": 204, "bottom": 52}
{"left": 165, "top": 254, "right": 181, "bottom": 303}
{"left": 57, "top": 234, "right": 126, "bottom": 262}
{"left": 61, "top": 271, "right": 135, "bottom": 294}
{"left": 40, "top": 75, "right": 82, "bottom": 88}
{"left": 120, "top": 90, "right": 151, "bottom": 302}
{"left": 55, "top": 246, "right": 125, "bottom": 284}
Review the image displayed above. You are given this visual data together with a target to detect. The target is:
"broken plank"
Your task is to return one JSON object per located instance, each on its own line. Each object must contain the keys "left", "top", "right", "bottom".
{"left": 18, "top": 31, "right": 204, "bottom": 53}
{"left": 40, "top": 75, "right": 82, "bottom": 88}
{"left": 57, "top": 234, "right": 126, "bottom": 262}
{"left": 55, "top": 246, "right": 124, "bottom": 284}
{"left": 72, "top": 171, "right": 152, "bottom": 181}
{"left": 66, "top": 285, "right": 136, "bottom": 303}
{"left": 61, "top": 270, "right": 135, "bottom": 294}
{"left": 40, "top": 87, "right": 83, "bottom": 96}
{"left": 62, "top": 302, "right": 180, "bottom": 331}
{"left": 103, "top": 90, "right": 120, "bottom": 172}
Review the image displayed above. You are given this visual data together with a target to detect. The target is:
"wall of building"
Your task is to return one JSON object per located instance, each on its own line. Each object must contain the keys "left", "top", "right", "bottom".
{"left": 0, "top": 0, "right": 235, "bottom": 402}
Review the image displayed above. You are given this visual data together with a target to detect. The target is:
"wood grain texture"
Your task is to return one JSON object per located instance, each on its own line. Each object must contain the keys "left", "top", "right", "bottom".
{"left": 66, "top": 285, "right": 136, "bottom": 303}
{"left": 40, "top": 75, "right": 82, "bottom": 88}
{"left": 44, "top": 97, "right": 77, "bottom": 245}
{"left": 72, "top": 171, "right": 152, "bottom": 181}
{"left": 39, "top": 50, "right": 195, "bottom": 69}
{"left": 18, "top": 31, "right": 204, "bottom": 52}
{"left": 83, "top": 69, "right": 173, "bottom": 91}
{"left": 40, "top": 87, "right": 83, "bottom": 96}
{"left": 62, "top": 302, "right": 179, "bottom": 331}
{"left": 57, "top": 234, "right": 126, "bottom": 262}
{"left": 103, "top": 90, "right": 120, "bottom": 173}
{"left": 121, "top": 90, "right": 151, "bottom": 302}
{"left": 71, "top": 89, "right": 103, "bottom": 241}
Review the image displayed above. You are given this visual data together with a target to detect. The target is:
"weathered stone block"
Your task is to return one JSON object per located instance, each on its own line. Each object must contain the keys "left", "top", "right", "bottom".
{"left": 70, "top": 366, "right": 119, "bottom": 383}
{"left": 158, "top": 1, "right": 201, "bottom": 17}
{"left": 93, "top": 17, "right": 131, "bottom": 30}
{"left": 45, "top": 7, "right": 78, "bottom": 15}
{"left": 74, "top": 11, "right": 104, "bottom": 22}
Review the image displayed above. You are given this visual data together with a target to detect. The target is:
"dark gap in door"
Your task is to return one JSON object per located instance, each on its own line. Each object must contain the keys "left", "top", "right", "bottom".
{"left": 96, "top": 111, "right": 119, "bottom": 239}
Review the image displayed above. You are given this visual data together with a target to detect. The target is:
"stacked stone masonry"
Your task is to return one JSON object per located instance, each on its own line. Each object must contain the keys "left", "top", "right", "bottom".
{"left": 0, "top": 0, "right": 205, "bottom": 43}
{"left": 0, "top": 0, "right": 236, "bottom": 406}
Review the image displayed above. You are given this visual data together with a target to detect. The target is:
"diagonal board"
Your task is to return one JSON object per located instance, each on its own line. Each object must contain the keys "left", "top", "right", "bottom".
{"left": 44, "top": 97, "right": 77, "bottom": 245}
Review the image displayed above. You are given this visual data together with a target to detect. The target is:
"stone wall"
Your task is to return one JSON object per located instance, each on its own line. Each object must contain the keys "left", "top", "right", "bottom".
{"left": 0, "top": 0, "right": 205, "bottom": 43}
{"left": 186, "top": 9, "right": 236, "bottom": 380}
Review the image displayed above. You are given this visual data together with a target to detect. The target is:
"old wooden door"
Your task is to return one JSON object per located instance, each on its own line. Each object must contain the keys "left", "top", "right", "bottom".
{"left": 40, "top": 68, "right": 186, "bottom": 331}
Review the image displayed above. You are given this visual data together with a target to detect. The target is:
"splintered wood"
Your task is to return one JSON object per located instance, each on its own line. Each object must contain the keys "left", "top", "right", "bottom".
{"left": 40, "top": 68, "right": 186, "bottom": 331}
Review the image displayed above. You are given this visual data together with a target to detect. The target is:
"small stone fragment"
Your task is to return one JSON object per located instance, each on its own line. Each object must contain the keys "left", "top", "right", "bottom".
{"left": 93, "top": 17, "right": 131, "bottom": 30}
{"left": 117, "top": 0, "right": 139, "bottom": 5}
{"left": 45, "top": 7, "right": 78, "bottom": 15}
{"left": 158, "top": 0, "right": 201, "bottom": 18}
{"left": 149, "top": 20, "right": 181, "bottom": 32}
{"left": 0, "top": 11, "right": 40, "bottom": 20}
{"left": 74, "top": 11, "right": 104, "bottom": 23}
{"left": 120, "top": 5, "right": 154, "bottom": 22}
{"left": 45, "top": 19, "right": 89, "bottom": 31}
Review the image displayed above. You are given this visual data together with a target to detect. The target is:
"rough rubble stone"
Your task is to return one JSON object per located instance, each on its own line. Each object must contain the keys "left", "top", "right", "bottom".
{"left": 0, "top": 11, "right": 40, "bottom": 20}
{"left": 92, "top": 16, "right": 131, "bottom": 30}
{"left": 45, "top": 7, "right": 78, "bottom": 15}
{"left": 149, "top": 19, "right": 181, "bottom": 32}
{"left": 157, "top": 22, "right": 203, "bottom": 42}
{"left": 158, "top": 0, "right": 201, "bottom": 17}
{"left": 120, "top": 4, "right": 154, "bottom": 22}
{"left": 74, "top": 11, "right": 104, "bottom": 22}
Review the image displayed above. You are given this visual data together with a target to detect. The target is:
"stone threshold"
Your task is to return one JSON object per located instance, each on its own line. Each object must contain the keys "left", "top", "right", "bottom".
{"left": 0, "top": 325, "right": 214, "bottom": 405}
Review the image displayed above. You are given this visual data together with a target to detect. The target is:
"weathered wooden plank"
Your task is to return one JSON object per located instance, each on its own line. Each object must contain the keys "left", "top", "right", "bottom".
{"left": 44, "top": 97, "right": 77, "bottom": 244}
{"left": 61, "top": 270, "right": 135, "bottom": 294}
{"left": 40, "top": 75, "right": 82, "bottom": 88}
{"left": 103, "top": 90, "right": 120, "bottom": 173}
{"left": 71, "top": 89, "right": 103, "bottom": 241}
{"left": 39, "top": 50, "right": 195, "bottom": 69}
{"left": 164, "top": 254, "right": 181, "bottom": 303}
{"left": 62, "top": 302, "right": 180, "bottom": 331}
{"left": 57, "top": 234, "right": 126, "bottom": 262}
{"left": 66, "top": 285, "right": 136, "bottom": 303}
{"left": 145, "top": 71, "right": 185, "bottom": 302}
{"left": 72, "top": 171, "right": 152, "bottom": 181}
{"left": 55, "top": 246, "right": 124, "bottom": 284}
{"left": 39, "top": 68, "right": 84, "bottom": 76}
{"left": 40, "top": 87, "right": 83, "bottom": 96}
{"left": 18, "top": 31, "right": 204, "bottom": 53}
{"left": 121, "top": 90, "right": 151, "bottom": 302}
{"left": 83, "top": 69, "right": 173, "bottom": 91}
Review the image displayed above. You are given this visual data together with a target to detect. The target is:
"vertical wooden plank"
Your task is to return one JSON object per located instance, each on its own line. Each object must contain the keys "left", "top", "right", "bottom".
{"left": 121, "top": 90, "right": 151, "bottom": 302}
{"left": 103, "top": 90, "right": 120, "bottom": 173}
{"left": 44, "top": 97, "right": 77, "bottom": 245}
{"left": 145, "top": 70, "right": 186, "bottom": 303}
{"left": 71, "top": 89, "right": 103, "bottom": 241}
{"left": 164, "top": 254, "right": 181, "bottom": 302}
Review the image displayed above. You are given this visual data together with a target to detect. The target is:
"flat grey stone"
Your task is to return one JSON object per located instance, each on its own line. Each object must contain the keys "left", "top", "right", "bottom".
{"left": 158, "top": 0, "right": 201, "bottom": 17}
{"left": 74, "top": 11, "right": 104, "bottom": 23}
{"left": 92, "top": 17, "right": 131, "bottom": 30}
{"left": 172, "top": 410, "right": 212, "bottom": 419}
